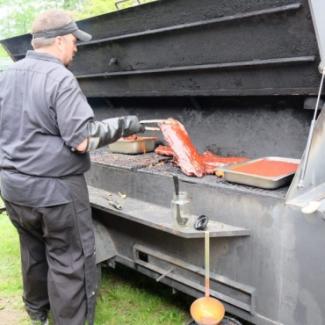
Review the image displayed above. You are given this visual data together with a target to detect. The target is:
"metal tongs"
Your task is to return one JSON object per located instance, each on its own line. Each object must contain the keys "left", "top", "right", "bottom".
{"left": 139, "top": 119, "right": 167, "bottom": 131}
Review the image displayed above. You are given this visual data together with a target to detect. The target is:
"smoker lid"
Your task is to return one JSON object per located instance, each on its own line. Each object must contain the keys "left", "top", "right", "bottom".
{"left": 1, "top": 0, "right": 322, "bottom": 97}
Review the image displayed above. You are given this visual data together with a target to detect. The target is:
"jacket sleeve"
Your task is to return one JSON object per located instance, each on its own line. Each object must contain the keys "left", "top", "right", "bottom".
{"left": 86, "top": 116, "right": 145, "bottom": 151}
{"left": 55, "top": 76, "right": 94, "bottom": 148}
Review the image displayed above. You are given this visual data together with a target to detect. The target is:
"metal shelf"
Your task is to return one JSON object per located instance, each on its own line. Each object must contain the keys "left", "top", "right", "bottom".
{"left": 88, "top": 186, "right": 250, "bottom": 239}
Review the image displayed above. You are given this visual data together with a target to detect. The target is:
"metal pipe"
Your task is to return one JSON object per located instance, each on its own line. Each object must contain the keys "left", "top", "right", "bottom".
{"left": 140, "top": 119, "right": 167, "bottom": 124}
{"left": 144, "top": 126, "right": 160, "bottom": 131}
{"left": 156, "top": 267, "right": 174, "bottom": 282}
{"left": 205, "top": 231, "right": 210, "bottom": 297}
{"left": 298, "top": 71, "right": 325, "bottom": 188}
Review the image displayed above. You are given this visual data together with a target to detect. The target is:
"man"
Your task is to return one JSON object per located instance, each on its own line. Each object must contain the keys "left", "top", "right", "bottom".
{"left": 0, "top": 9, "right": 144, "bottom": 325}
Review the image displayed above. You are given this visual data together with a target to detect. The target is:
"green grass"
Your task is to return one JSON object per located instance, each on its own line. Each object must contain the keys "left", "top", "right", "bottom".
{"left": 0, "top": 213, "right": 23, "bottom": 295}
{"left": 0, "top": 212, "right": 191, "bottom": 324}
{"left": 96, "top": 265, "right": 191, "bottom": 325}
{"left": 0, "top": 211, "right": 29, "bottom": 324}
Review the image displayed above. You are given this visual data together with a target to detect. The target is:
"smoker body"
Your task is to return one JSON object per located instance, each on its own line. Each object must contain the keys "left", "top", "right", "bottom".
{"left": 86, "top": 158, "right": 325, "bottom": 325}
{"left": 2, "top": 0, "right": 325, "bottom": 324}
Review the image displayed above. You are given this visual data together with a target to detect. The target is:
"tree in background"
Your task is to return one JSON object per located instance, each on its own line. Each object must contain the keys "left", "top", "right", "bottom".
{"left": 0, "top": 0, "right": 155, "bottom": 39}
{"left": 77, "top": 0, "right": 155, "bottom": 19}
{"left": 0, "top": 0, "right": 155, "bottom": 62}
{"left": 0, "top": 0, "right": 84, "bottom": 40}
{"left": 77, "top": 0, "right": 116, "bottom": 19}
{"left": 0, "top": 0, "right": 83, "bottom": 61}
{"left": 0, "top": 46, "right": 7, "bottom": 56}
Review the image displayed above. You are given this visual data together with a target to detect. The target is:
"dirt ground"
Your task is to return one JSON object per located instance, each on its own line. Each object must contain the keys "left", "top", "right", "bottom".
{"left": 0, "top": 296, "right": 27, "bottom": 325}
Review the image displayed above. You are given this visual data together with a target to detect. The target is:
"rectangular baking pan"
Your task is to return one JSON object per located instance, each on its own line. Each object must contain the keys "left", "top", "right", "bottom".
{"left": 109, "top": 137, "right": 157, "bottom": 154}
{"left": 220, "top": 157, "right": 300, "bottom": 189}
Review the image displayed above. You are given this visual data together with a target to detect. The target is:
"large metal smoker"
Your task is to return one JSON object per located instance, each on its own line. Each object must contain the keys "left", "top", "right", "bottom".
{"left": 2, "top": 0, "right": 325, "bottom": 324}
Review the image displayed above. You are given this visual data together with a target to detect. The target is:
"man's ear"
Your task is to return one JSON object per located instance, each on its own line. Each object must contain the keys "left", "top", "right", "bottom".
{"left": 55, "top": 36, "right": 64, "bottom": 50}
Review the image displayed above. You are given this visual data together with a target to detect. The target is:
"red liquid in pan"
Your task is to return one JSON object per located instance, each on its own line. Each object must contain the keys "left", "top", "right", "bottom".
{"left": 200, "top": 151, "right": 248, "bottom": 174}
{"left": 232, "top": 159, "right": 298, "bottom": 177}
{"left": 158, "top": 119, "right": 248, "bottom": 177}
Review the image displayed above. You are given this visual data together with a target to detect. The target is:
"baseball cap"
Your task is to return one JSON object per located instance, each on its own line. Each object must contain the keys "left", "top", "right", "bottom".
{"left": 32, "top": 21, "right": 92, "bottom": 42}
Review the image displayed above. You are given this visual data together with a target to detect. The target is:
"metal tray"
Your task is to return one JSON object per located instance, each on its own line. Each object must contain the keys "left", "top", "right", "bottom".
{"left": 108, "top": 137, "right": 157, "bottom": 154}
{"left": 220, "top": 157, "right": 300, "bottom": 189}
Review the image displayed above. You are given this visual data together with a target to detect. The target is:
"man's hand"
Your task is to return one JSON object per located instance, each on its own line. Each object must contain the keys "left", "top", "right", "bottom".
{"left": 127, "top": 116, "right": 145, "bottom": 134}
{"left": 75, "top": 138, "right": 88, "bottom": 153}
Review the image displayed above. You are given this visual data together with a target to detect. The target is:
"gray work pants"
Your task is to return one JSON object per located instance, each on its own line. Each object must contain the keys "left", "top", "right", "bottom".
{"left": 4, "top": 176, "right": 97, "bottom": 325}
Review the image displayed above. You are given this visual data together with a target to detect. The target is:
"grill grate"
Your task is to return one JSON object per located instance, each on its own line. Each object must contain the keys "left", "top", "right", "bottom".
{"left": 140, "top": 160, "right": 288, "bottom": 199}
{"left": 90, "top": 148, "right": 288, "bottom": 199}
{"left": 90, "top": 148, "right": 170, "bottom": 170}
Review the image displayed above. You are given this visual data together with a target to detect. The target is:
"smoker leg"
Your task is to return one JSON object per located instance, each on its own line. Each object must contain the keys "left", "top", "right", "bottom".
{"left": 96, "top": 263, "right": 102, "bottom": 289}
{"left": 96, "top": 256, "right": 117, "bottom": 289}
{"left": 93, "top": 218, "right": 117, "bottom": 264}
